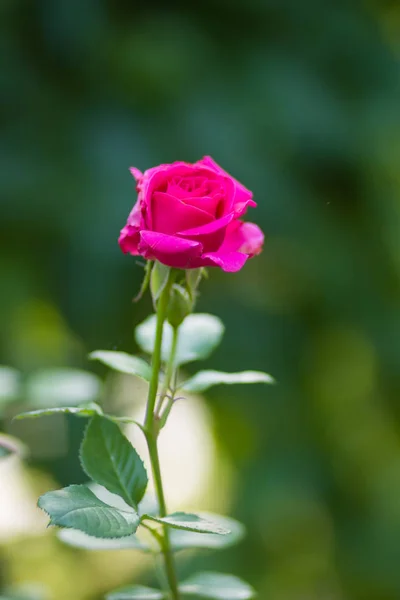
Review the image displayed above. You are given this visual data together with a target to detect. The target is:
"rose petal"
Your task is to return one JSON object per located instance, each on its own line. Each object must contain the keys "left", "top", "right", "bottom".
{"left": 195, "top": 156, "right": 255, "bottom": 208}
{"left": 220, "top": 221, "right": 264, "bottom": 256}
{"left": 125, "top": 198, "right": 142, "bottom": 228}
{"left": 233, "top": 197, "right": 257, "bottom": 218}
{"left": 167, "top": 176, "right": 210, "bottom": 199}
{"left": 129, "top": 167, "right": 144, "bottom": 182}
{"left": 138, "top": 230, "right": 203, "bottom": 268}
{"left": 138, "top": 163, "right": 213, "bottom": 228}
{"left": 141, "top": 162, "right": 207, "bottom": 200}
{"left": 181, "top": 196, "right": 220, "bottom": 216}
{"left": 119, "top": 224, "right": 141, "bottom": 255}
{"left": 177, "top": 212, "right": 235, "bottom": 253}
{"left": 152, "top": 192, "right": 213, "bottom": 235}
{"left": 192, "top": 251, "right": 249, "bottom": 272}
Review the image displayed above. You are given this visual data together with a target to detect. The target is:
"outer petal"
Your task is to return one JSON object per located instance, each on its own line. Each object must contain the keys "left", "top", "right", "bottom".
{"left": 233, "top": 197, "right": 257, "bottom": 218}
{"left": 220, "top": 221, "right": 264, "bottom": 256}
{"left": 119, "top": 224, "right": 141, "bottom": 255}
{"left": 125, "top": 198, "right": 142, "bottom": 228}
{"left": 195, "top": 156, "right": 256, "bottom": 210}
{"left": 192, "top": 251, "right": 249, "bottom": 273}
{"left": 118, "top": 193, "right": 145, "bottom": 255}
{"left": 177, "top": 212, "right": 235, "bottom": 253}
{"left": 138, "top": 231, "right": 203, "bottom": 269}
{"left": 129, "top": 167, "right": 143, "bottom": 182}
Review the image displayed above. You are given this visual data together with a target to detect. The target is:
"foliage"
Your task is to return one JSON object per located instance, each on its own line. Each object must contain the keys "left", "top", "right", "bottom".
{"left": 2, "top": 1, "right": 400, "bottom": 598}
{"left": 17, "top": 274, "right": 271, "bottom": 599}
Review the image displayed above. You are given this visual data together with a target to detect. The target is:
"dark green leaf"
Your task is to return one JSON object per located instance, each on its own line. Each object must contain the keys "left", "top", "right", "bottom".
{"left": 169, "top": 513, "right": 245, "bottom": 552}
{"left": 135, "top": 314, "right": 224, "bottom": 366}
{"left": 38, "top": 485, "right": 140, "bottom": 538}
{"left": 104, "top": 415, "right": 144, "bottom": 431}
{"left": 181, "top": 370, "right": 275, "bottom": 393}
{"left": 89, "top": 351, "right": 152, "bottom": 382}
{"left": 80, "top": 417, "right": 148, "bottom": 508}
{"left": 106, "top": 585, "right": 164, "bottom": 600}
{"left": 179, "top": 572, "right": 255, "bottom": 599}
{"left": 58, "top": 528, "right": 150, "bottom": 552}
{"left": 142, "top": 512, "right": 230, "bottom": 535}
{"left": 14, "top": 402, "right": 103, "bottom": 420}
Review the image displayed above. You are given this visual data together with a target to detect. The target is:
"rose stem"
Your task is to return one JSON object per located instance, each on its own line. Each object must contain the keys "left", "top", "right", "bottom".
{"left": 155, "top": 325, "right": 179, "bottom": 418}
{"left": 143, "top": 266, "right": 181, "bottom": 600}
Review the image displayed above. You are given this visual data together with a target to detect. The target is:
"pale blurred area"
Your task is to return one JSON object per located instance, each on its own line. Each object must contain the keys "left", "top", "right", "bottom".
{"left": 1, "top": 344, "right": 235, "bottom": 600}
{"left": 2, "top": 1, "right": 400, "bottom": 599}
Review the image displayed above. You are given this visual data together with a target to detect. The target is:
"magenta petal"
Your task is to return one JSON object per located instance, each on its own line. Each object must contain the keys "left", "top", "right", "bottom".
{"left": 179, "top": 212, "right": 234, "bottom": 237}
{"left": 152, "top": 192, "right": 212, "bottom": 235}
{"left": 180, "top": 195, "right": 219, "bottom": 216}
{"left": 195, "top": 156, "right": 254, "bottom": 207}
{"left": 138, "top": 231, "right": 203, "bottom": 268}
{"left": 119, "top": 224, "right": 141, "bottom": 255}
{"left": 129, "top": 167, "right": 143, "bottom": 182}
{"left": 125, "top": 199, "right": 142, "bottom": 227}
{"left": 177, "top": 212, "right": 234, "bottom": 253}
{"left": 234, "top": 198, "right": 257, "bottom": 217}
{"left": 193, "top": 251, "right": 249, "bottom": 272}
{"left": 221, "top": 221, "right": 264, "bottom": 256}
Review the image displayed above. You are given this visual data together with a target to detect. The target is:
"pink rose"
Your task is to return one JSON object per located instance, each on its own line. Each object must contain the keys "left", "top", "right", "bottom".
{"left": 118, "top": 156, "right": 264, "bottom": 272}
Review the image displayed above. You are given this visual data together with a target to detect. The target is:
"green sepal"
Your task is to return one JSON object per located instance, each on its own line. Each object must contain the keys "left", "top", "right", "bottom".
{"left": 133, "top": 260, "right": 153, "bottom": 303}
{"left": 185, "top": 268, "right": 203, "bottom": 302}
{"left": 135, "top": 313, "right": 224, "bottom": 366}
{"left": 179, "top": 572, "right": 255, "bottom": 599}
{"left": 38, "top": 485, "right": 140, "bottom": 538}
{"left": 167, "top": 284, "right": 192, "bottom": 328}
{"left": 150, "top": 262, "right": 170, "bottom": 307}
{"left": 141, "top": 512, "right": 230, "bottom": 535}
{"left": 89, "top": 350, "right": 152, "bottom": 382}
{"left": 80, "top": 417, "right": 148, "bottom": 509}
{"left": 181, "top": 370, "right": 275, "bottom": 393}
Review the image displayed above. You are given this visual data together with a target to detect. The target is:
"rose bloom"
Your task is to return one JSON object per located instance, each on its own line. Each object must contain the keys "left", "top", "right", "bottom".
{"left": 119, "top": 156, "right": 264, "bottom": 272}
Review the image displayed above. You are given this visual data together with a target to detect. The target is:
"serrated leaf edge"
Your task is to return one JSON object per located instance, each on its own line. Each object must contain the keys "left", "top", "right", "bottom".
{"left": 79, "top": 417, "right": 148, "bottom": 509}
{"left": 88, "top": 350, "right": 152, "bottom": 382}
{"left": 141, "top": 513, "right": 231, "bottom": 535}
{"left": 38, "top": 485, "right": 140, "bottom": 540}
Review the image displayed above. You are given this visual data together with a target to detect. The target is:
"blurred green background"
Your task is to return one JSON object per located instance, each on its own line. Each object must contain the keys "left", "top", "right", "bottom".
{"left": 1, "top": 1, "right": 400, "bottom": 599}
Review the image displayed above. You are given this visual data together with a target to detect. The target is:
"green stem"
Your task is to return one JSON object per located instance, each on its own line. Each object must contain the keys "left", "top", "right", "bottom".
{"left": 155, "top": 325, "right": 179, "bottom": 418}
{"left": 143, "top": 267, "right": 180, "bottom": 600}
{"left": 144, "top": 269, "right": 175, "bottom": 431}
{"left": 146, "top": 435, "right": 180, "bottom": 598}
